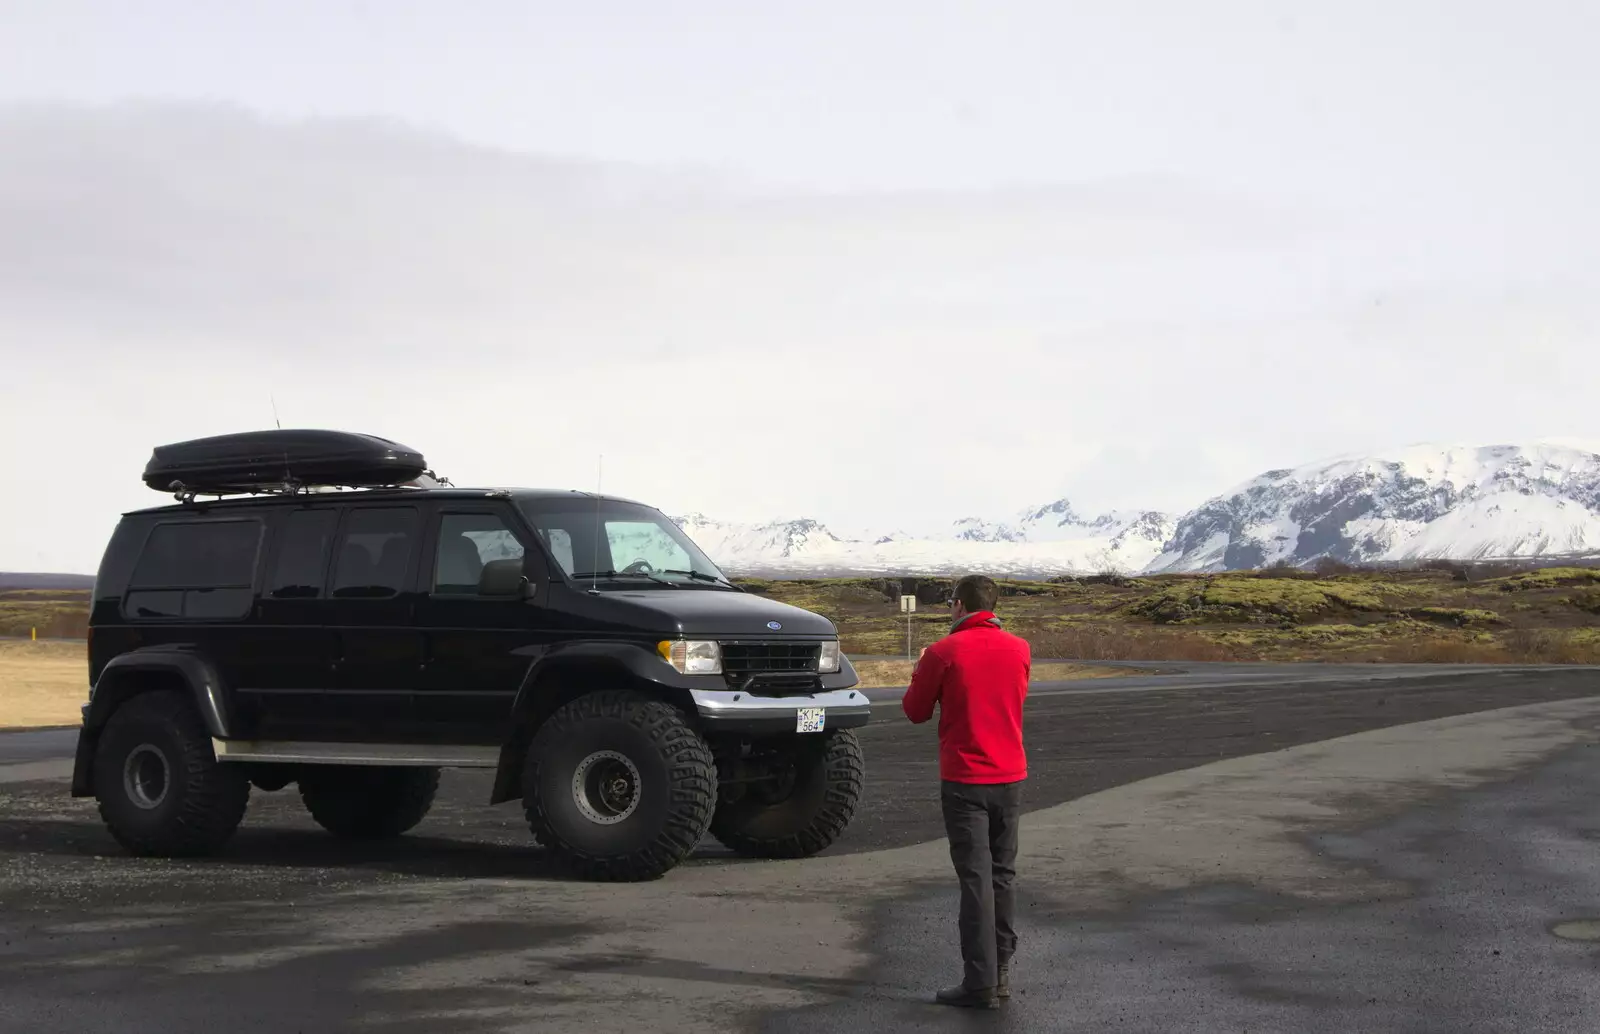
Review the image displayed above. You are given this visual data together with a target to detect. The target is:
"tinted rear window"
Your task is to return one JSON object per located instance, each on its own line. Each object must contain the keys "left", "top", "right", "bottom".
{"left": 123, "top": 517, "right": 263, "bottom": 621}
{"left": 129, "top": 519, "right": 263, "bottom": 589}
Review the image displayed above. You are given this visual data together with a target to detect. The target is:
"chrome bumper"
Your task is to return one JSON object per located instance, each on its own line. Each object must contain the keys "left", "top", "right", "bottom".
{"left": 688, "top": 687, "right": 873, "bottom": 730}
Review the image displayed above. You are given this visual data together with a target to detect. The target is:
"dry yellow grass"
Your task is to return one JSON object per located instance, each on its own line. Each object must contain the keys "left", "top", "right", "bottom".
{"left": 0, "top": 639, "right": 89, "bottom": 730}
{"left": 850, "top": 658, "right": 1135, "bottom": 688}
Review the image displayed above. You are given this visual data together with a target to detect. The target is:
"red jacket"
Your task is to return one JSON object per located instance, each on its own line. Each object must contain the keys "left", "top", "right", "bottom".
{"left": 901, "top": 611, "right": 1030, "bottom": 784}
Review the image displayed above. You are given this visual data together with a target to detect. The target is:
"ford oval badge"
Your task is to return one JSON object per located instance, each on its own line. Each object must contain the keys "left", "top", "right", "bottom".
{"left": 767, "top": 620, "right": 782, "bottom": 630}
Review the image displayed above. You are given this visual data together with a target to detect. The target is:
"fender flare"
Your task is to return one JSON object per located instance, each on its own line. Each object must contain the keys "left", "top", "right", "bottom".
{"left": 507, "top": 640, "right": 700, "bottom": 720}
{"left": 71, "top": 647, "right": 235, "bottom": 797}
{"left": 488, "top": 639, "right": 706, "bottom": 804}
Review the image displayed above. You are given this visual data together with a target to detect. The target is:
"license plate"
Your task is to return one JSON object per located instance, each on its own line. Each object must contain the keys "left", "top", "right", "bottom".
{"left": 795, "top": 707, "right": 825, "bottom": 733}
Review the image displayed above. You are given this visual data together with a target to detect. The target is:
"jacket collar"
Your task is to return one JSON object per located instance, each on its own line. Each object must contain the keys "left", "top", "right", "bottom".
{"left": 951, "top": 610, "right": 1002, "bottom": 633}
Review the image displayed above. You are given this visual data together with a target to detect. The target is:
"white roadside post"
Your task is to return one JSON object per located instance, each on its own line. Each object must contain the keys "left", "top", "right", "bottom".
{"left": 900, "top": 594, "right": 917, "bottom": 658}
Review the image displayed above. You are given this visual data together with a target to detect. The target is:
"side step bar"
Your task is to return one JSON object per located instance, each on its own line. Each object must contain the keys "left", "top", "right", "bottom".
{"left": 212, "top": 739, "right": 500, "bottom": 768}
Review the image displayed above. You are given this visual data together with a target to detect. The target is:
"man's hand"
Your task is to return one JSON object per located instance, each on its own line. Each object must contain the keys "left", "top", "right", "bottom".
{"left": 902, "top": 645, "right": 942, "bottom": 724}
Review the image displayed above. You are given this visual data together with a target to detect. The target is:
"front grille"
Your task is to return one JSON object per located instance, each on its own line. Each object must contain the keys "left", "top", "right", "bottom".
{"left": 721, "top": 641, "right": 822, "bottom": 681}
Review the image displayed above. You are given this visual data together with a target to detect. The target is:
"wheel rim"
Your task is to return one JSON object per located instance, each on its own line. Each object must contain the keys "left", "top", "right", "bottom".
{"left": 571, "top": 750, "right": 642, "bottom": 824}
{"left": 122, "top": 744, "right": 171, "bottom": 810}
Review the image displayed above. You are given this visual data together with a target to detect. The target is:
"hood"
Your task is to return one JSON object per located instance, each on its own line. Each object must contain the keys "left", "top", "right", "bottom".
{"left": 591, "top": 588, "right": 837, "bottom": 638}
{"left": 952, "top": 610, "right": 1002, "bottom": 633}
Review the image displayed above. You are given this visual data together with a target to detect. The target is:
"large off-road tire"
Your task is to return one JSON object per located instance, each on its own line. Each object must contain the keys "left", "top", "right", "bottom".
{"left": 709, "top": 728, "right": 864, "bottom": 859}
{"left": 298, "top": 766, "right": 441, "bottom": 839}
{"left": 92, "top": 689, "right": 251, "bottom": 857}
{"left": 522, "top": 690, "right": 716, "bottom": 882}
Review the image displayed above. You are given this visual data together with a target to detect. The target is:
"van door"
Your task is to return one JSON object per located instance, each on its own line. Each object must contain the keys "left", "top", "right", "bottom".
{"left": 322, "top": 503, "right": 426, "bottom": 740}
{"left": 411, "top": 502, "right": 549, "bottom": 743}
{"left": 239, "top": 505, "right": 343, "bottom": 739}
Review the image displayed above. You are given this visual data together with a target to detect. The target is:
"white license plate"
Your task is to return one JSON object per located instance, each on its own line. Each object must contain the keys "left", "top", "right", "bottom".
{"left": 795, "top": 707, "right": 825, "bottom": 733}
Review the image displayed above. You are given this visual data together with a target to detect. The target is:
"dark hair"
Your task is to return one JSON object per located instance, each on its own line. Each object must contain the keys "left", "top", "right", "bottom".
{"left": 953, "top": 574, "right": 998, "bottom": 613}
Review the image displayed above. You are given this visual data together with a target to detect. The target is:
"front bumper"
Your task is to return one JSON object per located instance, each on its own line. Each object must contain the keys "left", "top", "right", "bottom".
{"left": 689, "top": 687, "right": 872, "bottom": 735}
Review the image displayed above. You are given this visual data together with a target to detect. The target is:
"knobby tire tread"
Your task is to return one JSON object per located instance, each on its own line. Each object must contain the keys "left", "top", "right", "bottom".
{"left": 299, "top": 767, "right": 441, "bottom": 839}
{"left": 523, "top": 690, "right": 716, "bottom": 882}
{"left": 710, "top": 728, "right": 865, "bottom": 859}
{"left": 95, "top": 689, "right": 251, "bottom": 857}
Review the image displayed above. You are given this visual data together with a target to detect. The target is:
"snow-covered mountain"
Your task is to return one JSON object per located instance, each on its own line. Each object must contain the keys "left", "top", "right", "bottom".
{"left": 671, "top": 442, "right": 1600, "bottom": 578}
{"left": 1145, "top": 442, "right": 1600, "bottom": 573}
{"left": 674, "top": 503, "right": 1177, "bottom": 578}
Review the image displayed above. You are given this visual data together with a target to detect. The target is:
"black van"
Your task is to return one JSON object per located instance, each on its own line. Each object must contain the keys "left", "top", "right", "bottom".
{"left": 71, "top": 429, "right": 868, "bottom": 881}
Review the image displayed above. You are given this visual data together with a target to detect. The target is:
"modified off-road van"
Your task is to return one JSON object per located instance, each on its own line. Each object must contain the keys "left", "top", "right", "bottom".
{"left": 70, "top": 429, "right": 868, "bottom": 880}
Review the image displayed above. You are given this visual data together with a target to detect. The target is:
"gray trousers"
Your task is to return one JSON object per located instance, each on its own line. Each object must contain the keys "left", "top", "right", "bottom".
{"left": 940, "top": 778, "right": 1022, "bottom": 990}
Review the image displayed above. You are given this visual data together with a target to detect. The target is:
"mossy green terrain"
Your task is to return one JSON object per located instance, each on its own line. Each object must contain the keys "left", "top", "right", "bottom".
{"left": 740, "top": 565, "right": 1600, "bottom": 663}
{"left": 1492, "top": 567, "right": 1600, "bottom": 592}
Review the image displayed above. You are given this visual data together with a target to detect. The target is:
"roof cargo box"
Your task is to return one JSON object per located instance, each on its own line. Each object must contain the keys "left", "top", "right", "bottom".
{"left": 142, "top": 429, "right": 428, "bottom": 494}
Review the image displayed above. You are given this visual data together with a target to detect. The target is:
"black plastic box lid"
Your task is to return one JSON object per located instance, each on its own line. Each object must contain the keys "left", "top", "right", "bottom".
{"left": 142, "top": 429, "right": 428, "bottom": 493}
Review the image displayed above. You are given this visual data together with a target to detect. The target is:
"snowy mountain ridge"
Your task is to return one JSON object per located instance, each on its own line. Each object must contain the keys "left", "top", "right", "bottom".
{"left": 1146, "top": 440, "right": 1600, "bottom": 573}
{"left": 675, "top": 501, "right": 1176, "bottom": 578}
{"left": 670, "top": 441, "right": 1600, "bottom": 577}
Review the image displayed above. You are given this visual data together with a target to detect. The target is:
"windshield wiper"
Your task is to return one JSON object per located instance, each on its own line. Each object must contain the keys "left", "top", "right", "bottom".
{"left": 662, "top": 569, "right": 741, "bottom": 590}
{"left": 571, "top": 570, "right": 679, "bottom": 587}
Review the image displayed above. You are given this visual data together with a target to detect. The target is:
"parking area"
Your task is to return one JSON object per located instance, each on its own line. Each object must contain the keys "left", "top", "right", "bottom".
{"left": 2, "top": 666, "right": 1599, "bottom": 1032}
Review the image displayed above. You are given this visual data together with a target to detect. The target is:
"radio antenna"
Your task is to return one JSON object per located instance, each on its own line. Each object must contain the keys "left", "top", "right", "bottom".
{"left": 590, "top": 454, "right": 603, "bottom": 594}
{"left": 269, "top": 393, "right": 293, "bottom": 490}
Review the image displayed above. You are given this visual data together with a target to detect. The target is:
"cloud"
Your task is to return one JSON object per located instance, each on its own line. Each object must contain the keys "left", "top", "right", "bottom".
{"left": 2, "top": 100, "right": 1597, "bottom": 572}
{"left": 0, "top": 101, "right": 1324, "bottom": 362}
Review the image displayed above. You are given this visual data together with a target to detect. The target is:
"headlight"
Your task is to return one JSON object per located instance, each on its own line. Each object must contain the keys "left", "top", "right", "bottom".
{"left": 818, "top": 640, "right": 841, "bottom": 673}
{"left": 659, "top": 639, "right": 722, "bottom": 675}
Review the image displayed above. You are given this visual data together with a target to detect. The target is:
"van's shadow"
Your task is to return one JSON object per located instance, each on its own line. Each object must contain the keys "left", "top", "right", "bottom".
{"left": 0, "top": 812, "right": 760, "bottom": 884}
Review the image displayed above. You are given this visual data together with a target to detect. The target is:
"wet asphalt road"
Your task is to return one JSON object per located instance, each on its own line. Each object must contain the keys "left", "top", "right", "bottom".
{"left": 1, "top": 664, "right": 1599, "bottom": 1032}
{"left": 0, "top": 728, "right": 75, "bottom": 765}
{"left": 9, "top": 665, "right": 1600, "bottom": 856}
{"left": 765, "top": 739, "right": 1600, "bottom": 1033}
{"left": 845, "top": 665, "right": 1600, "bottom": 853}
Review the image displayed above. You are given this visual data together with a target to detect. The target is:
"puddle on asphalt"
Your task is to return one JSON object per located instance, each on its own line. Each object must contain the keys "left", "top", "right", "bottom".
{"left": 1549, "top": 919, "right": 1600, "bottom": 942}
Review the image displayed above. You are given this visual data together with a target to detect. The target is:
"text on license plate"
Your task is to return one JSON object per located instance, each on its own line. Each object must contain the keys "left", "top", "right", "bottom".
{"left": 795, "top": 707, "right": 825, "bottom": 733}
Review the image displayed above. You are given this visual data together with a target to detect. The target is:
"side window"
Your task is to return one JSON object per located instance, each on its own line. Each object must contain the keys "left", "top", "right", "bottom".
{"left": 124, "top": 518, "right": 263, "bottom": 620}
{"left": 331, "top": 507, "right": 419, "bottom": 599}
{"left": 605, "top": 520, "right": 692, "bottom": 572}
{"left": 541, "top": 527, "right": 575, "bottom": 574}
{"left": 267, "top": 509, "right": 339, "bottom": 599}
{"left": 432, "top": 512, "right": 526, "bottom": 594}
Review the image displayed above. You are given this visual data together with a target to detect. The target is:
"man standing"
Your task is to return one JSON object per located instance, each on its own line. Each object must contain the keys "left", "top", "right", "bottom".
{"left": 901, "top": 574, "right": 1030, "bottom": 1009}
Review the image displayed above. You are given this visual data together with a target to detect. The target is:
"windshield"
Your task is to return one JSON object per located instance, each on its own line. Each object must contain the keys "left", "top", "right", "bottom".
{"left": 515, "top": 496, "right": 732, "bottom": 588}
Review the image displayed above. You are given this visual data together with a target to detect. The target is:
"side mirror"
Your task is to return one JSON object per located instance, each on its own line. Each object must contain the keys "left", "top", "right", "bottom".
{"left": 478, "top": 558, "right": 528, "bottom": 597}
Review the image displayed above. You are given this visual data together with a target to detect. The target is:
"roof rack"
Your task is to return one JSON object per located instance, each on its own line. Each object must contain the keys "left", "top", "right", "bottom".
{"left": 143, "top": 429, "right": 439, "bottom": 502}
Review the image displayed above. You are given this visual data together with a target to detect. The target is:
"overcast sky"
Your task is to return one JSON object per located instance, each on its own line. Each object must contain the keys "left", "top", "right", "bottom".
{"left": 2, "top": 0, "right": 1598, "bottom": 573}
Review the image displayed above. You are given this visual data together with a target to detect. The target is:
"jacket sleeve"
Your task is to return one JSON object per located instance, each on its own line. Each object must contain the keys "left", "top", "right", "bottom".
{"left": 901, "top": 649, "right": 945, "bottom": 724}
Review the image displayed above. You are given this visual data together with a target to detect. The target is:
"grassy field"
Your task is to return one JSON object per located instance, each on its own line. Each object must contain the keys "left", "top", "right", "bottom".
{"left": 0, "top": 588, "right": 91, "bottom": 640}
{"left": 740, "top": 563, "right": 1600, "bottom": 663}
{"left": 4, "top": 562, "right": 1595, "bottom": 731}
{"left": 5, "top": 560, "right": 1598, "bottom": 669}
{"left": 0, "top": 639, "right": 88, "bottom": 730}
{"left": 851, "top": 658, "right": 1134, "bottom": 687}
